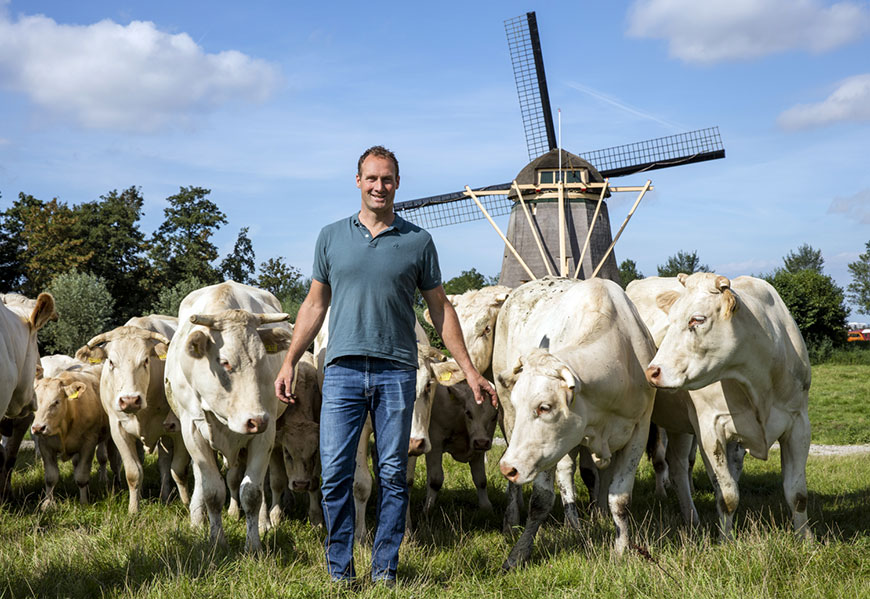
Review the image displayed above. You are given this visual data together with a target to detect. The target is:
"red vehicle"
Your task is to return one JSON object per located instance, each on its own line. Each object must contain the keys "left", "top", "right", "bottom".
{"left": 847, "top": 330, "right": 870, "bottom": 342}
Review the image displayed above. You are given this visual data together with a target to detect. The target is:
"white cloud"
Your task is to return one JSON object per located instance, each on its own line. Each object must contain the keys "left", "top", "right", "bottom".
{"left": 626, "top": 0, "right": 870, "bottom": 64}
{"left": 0, "top": 12, "right": 281, "bottom": 132}
{"left": 828, "top": 187, "right": 870, "bottom": 224}
{"left": 778, "top": 74, "right": 870, "bottom": 130}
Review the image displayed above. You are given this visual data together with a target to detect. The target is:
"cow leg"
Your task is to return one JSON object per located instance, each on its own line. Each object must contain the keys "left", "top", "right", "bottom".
{"left": 107, "top": 437, "right": 122, "bottom": 488}
{"left": 606, "top": 416, "right": 649, "bottom": 556}
{"left": 687, "top": 435, "right": 698, "bottom": 494}
{"left": 578, "top": 447, "right": 600, "bottom": 512}
{"left": 308, "top": 484, "right": 324, "bottom": 526}
{"left": 111, "top": 419, "right": 143, "bottom": 514}
{"left": 469, "top": 450, "right": 492, "bottom": 511}
{"left": 665, "top": 431, "right": 699, "bottom": 527}
{"left": 0, "top": 414, "right": 33, "bottom": 499}
{"left": 268, "top": 446, "right": 288, "bottom": 527}
{"left": 352, "top": 419, "right": 374, "bottom": 545}
{"left": 503, "top": 481, "right": 524, "bottom": 536}
{"left": 557, "top": 448, "right": 581, "bottom": 529}
{"left": 157, "top": 440, "right": 173, "bottom": 503}
{"left": 167, "top": 434, "right": 191, "bottom": 506}
{"left": 404, "top": 454, "right": 417, "bottom": 536}
{"left": 503, "top": 469, "right": 555, "bottom": 570}
{"left": 423, "top": 448, "right": 444, "bottom": 513}
{"left": 241, "top": 435, "right": 272, "bottom": 553}
{"left": 74, "top": 440, "right": 99, "bottom": 505}
{"left": 226, "top": 460, "right": 244, "bottom": 520}
{"left": 648, "top": 424, "right": 669, "bottom": 498}
{"left": 696, "top": 428, "right": 739, "bottom": 540}
{"left": 779, "top": 413, "right": 812, "bottom": 539}
{"left": 39, "top": 444, "right": 59, "bottom": 510}
{"left": 184, "top": 420, "right": 227, "bottom": 548}
{"left": 95, "top": 441, "right": 109, "bottom": 487}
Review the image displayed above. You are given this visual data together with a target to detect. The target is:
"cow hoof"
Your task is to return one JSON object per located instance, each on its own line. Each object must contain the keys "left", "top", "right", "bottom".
{"left": 563, "top": 503, "right": 582, "bottom": 530}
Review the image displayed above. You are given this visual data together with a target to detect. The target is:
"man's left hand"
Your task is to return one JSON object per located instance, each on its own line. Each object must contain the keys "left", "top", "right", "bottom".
{"left": 466, "top": 370, "right": 498, "bottom": 407}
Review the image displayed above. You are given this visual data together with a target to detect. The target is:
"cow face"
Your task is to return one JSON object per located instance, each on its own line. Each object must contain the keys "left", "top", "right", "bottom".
{"left": 408, "top": 345, "right": 444, "bottom": 456}
{"left": 277, "top": 419, "right": 320, "bottom": 491}
{"left": 31, "top": 378, "right": 84, "bottom": 438}
{"left": 183, "top": 310, "right": 292, "bottom": 435}
{"left": 646, "top": 273, "right": 740, "bottom": 390}
{"left": 443, "top": 377, "right": 498, "bottom": 452}
{"left": 426, "top": 286, "right": 510, "bottom": 373}
{"left": 497, "top": 350, "right": 586, "bottom": 484}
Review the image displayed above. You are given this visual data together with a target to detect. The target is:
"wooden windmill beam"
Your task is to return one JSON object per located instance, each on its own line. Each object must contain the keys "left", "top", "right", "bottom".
{"left": 573, "top": 179, "right": 609, "bottom": 279}
{"left": 513, "top": 181, "right": 553, "bottom": 276}
{"left": 466, "top": 186, "right": 537, "bottom": 282}
{"left": 591, "top": 180, "right": 651, "bottom": 278}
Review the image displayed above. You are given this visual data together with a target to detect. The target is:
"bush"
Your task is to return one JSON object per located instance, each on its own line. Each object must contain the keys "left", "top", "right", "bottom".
{"left": 41, "top": 270, "right": 115, "bottom": 355}
{"left": 151, "top": 275, "right": 206, "bottom": 316}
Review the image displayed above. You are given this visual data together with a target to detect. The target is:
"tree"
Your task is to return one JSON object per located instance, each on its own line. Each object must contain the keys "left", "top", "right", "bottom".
{"left": 149, "top": 186, "right": 227, "bottom": 288}
{"left": 151, "top": 275, "right": 207, "bottom": 317}
{"left": 765, "top": 269, "right": 847, "bottom": 361}
{"left": 618, "top": 259, "right": 643, "bottom": 289}
{"left": 657, "top": 250, "right": 710, "bottom": 278}
{"left": 256, "top": 257, "right": 306, "bottom": 302}
{"left": 0, "top": 192, "right": 42, "bottom": 292}
{"left": 847, "top": 240, "right": 870, "bottom": 314}
{"left": 443, "top": 268, "right": 497, "bottom": 295}
{"left": 40, "top": 271, "right": 115, "bottom": 355}
{"left": 783, "top": 243, "right": 824, "bottom": 274}
{"left": 220, "top": 227, "right": 256, "bottom": 284}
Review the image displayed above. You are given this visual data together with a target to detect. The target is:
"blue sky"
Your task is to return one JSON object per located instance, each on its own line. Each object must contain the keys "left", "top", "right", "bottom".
{"left": 1, "top": 1, "right": 869, "bottom": 318}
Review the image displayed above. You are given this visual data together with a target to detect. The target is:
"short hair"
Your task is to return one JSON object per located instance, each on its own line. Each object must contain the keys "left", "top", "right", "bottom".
{"left": 357, "top": 145, "right": 399, "bottom": 179}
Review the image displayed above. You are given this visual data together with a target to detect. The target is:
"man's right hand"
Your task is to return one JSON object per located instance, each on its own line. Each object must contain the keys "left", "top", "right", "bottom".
{"left": 274, "top": 362, "right": 297, "bottom": 404}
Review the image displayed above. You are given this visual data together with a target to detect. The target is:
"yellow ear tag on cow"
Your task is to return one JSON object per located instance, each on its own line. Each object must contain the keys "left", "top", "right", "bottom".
{"left": 265, "top": 344, "right": 278, "bottom": 353}
{"left": 88, "top": 357, "right": 103, "bottom": 364}
{"left": 439, "top": 371, "right": 453, "bottom": 382}
{"left": 157, "top": 354, "right": 167, "bottom": 361}
{"left": 68, "top": 390, "right": 80, "bottom": 399}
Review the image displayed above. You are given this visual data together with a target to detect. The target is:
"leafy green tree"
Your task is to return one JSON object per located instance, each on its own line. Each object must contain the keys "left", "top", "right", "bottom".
{"left": 151, "top": 276, "right": 207, "bottom": 317}
{"left": 41, "top": 271, "right": 114, "bottom": 355}
{"left": 783, "top": 243, "right": 824, "bottom": 274}
{"left": 257, "top": 257, "right": 306, "bottom": 302}
{"left": 656, "top": 250, "right": 710, "bottom": 278}
{"left": 149, "top": 186, "right": 227, "bottom": 288}
{"left": 847, "top": 240, "right": 870, "bottom": 315}
{"left": 0, "top": 192, "right": 42, "bottom": 292}
{"left": 765, "top": 269, "right": 848, "bottom": 362}
{"left": 220, "top": 227, "right": 256, "bottom": 284}
{"left": 443, "top": 268, "right": 496, "bottom": 295}
{"left": 618, "top": 259, "right": 644, "bottom": 289}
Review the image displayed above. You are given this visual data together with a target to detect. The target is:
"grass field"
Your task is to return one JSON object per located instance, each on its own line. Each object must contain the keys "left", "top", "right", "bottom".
{"left": 1, "top": 363, "right": 869, "bottom": 598}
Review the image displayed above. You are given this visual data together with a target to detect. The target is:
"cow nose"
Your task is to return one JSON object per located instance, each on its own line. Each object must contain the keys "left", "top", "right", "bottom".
{"left": 645, "top": 365, "right": 662, "bottom": 386}
{"left": 291, "top": 480, "right": 311, "bottom": 491}
{"left": 118, "top": 394, "right": 143, "bottom": 413}
{"left": 473, "top": 438, "right": 492, "bottom": 451}
{"left": 500, "top": 461, "right": 519, "bottom": 482}
{"left": 31, "top": 423, "right": 46, "bottom": 436}
{"left": 408, "top": 437, "right": 427, "bottom": 456}
{"left": 244, "top": 415, "right": 268, "bottom": 434}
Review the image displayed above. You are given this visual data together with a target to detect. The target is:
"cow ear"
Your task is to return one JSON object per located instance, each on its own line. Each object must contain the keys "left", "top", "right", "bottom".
{"left": 186, "top": 330, "right": 210, "bottom": 358}
{"left": 497, "top": 357, "right": 523, "bottom": 391}
{"left": 152, "top": 342, "right": 169, "bottom": 361}
{"left": 432, "top": 360, "right": 465, "bottom": 386}
{"left": 64, "top": 381, "right": 87, "bottom": 400}
{"left": 677, "top": 273, "right": 689, "bottom": 286}
{"left": 656, "top": 291, "right": 680, "bottom": 314}
{"left": 30, "top": 293, "right": 56, "bottom": 331}
{"left": 76, "top": 345, "right": 107, "bottom": 364}
{"left": 559, "top": 367, "right": 576, "bottom": 392}
{"left": 258, "top": 327, "right": 292, "bottom": 354}
{"left": 494, "top": 292, "right": 509, "bottom": 304}
{"left": 714, "top": 275, "right": 731, "bottom": 292}
{"left": 35, "top": 363, "right": 44, "bottom": 380}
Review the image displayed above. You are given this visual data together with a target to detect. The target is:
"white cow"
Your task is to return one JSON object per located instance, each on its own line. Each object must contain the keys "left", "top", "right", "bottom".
{"left": 0, "top": 292, "right": 55, "bottom": 496}
{"left": 494, "top": 277, "right": 656, "bottom": 568}
{"left": 76, "top": 315, "right": 189, "bottom": 514}
{"left": 645, "top": 273, "right": 812, "bottom": 539}
{"left": 164, "top": 281, "right": 293, "bottom": 552}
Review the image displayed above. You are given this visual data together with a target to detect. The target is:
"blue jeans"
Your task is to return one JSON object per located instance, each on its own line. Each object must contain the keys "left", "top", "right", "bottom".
{"left": 320, "top": 356, "right": 417, "bottom": 582}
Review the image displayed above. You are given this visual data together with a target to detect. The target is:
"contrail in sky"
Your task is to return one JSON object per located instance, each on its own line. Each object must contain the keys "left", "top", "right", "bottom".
{"left": 565, "top": 81, "right": 685, "bottom": 131}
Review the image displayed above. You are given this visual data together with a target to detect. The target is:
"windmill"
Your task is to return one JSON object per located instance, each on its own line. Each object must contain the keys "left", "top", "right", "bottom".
{"left": 393, "top": 11, "right": 726, "bottom": 287}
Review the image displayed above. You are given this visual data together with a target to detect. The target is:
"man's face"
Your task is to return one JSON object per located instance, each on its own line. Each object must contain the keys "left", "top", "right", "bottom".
{"left": 356, "top": 155, "right": 399, "bottom": 214}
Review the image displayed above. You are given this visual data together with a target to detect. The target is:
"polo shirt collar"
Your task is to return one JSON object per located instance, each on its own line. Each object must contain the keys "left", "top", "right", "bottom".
{"left": 351, "top": 213, "right": 405, "bottom": 236}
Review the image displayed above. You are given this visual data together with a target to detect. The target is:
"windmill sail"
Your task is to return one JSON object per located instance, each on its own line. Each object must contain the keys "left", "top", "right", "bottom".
{"left": 505, "top": 12, "right": 556, "bottom": 161}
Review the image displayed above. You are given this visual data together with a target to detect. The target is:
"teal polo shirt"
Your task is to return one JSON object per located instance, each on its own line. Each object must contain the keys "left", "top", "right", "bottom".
{"left": 312, "top": 213, "right": 442, "bottom": 368}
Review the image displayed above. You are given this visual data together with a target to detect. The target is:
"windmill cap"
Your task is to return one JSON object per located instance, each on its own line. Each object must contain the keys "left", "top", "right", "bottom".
{"left": 509, "top": 148, "right": 609, "bottom": 199}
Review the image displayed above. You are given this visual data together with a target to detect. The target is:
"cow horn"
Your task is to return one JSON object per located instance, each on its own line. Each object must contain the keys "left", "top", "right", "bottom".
{"left": 256, "top": 312, "right": 291, "bottom": 325}
{"left": 677, "top": 273, "right": 689, "bottom": 286}
{"left": 714, "top": 275, "right": 731, "bottom": 292}
{"left": 144, "top": 331, "right": 171, "bottom": 345}
{"left": 190, "top": 314, "right": 218, "bottom": 328}
{"left": 85, "top": 331, "right": 113, "bottom": 348}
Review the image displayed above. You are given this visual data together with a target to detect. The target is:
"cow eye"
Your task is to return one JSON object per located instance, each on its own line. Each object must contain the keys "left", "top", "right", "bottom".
{"left": 483, "top": 325, "right": 492, "bottom": 336}
{"left": 465, "top": 409, "right": 472, "bottom": 418}
{"left": 536, "top": 404, "right": 551, "bottom": 416}
{"left": 689, "top": 315, "right": 707, "bottom": 329}
{"left": 220, "top": 359, "right": 232, "bottom": 372}
{"left": 108, "top": 360, "right": 115, "bottom": 370}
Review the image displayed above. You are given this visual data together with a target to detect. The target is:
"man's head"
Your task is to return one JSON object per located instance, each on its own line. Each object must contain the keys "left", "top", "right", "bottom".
{"left": 356, "top": 145, "right": 400, "bottom": 215}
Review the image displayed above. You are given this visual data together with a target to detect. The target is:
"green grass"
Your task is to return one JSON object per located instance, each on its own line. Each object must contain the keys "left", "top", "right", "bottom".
{"left": 2, "top": 362, "right": 868, "bottom": 598}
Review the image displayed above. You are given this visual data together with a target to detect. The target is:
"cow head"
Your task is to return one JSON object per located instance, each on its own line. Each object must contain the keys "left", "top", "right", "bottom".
{"left": 183, "top": 309, "right": 292, "bottom": 435}
{"left": 425, "top": 286, "right": 510, "bottom": 374}
{"left": 646, "top": 272, "right": 741, "bottom": 390}
{"left": 434, "top": 360, "right": 498, "bottom": 452}
{"left": 497, "top": 349, "right": 587, "bottom": 484}
{"left": 408, "top": 344, "right": 445, "bottom": 456}
{"left": 77, "top": 326, "right": 171, "bottom": 414}
{"left": 277, "top": 418, "right": 321, "bottom": 492}
{"left": 31, "top": 375, "right": 87, "bottom": 440}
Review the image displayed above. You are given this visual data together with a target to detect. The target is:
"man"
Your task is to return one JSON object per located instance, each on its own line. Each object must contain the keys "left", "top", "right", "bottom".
{"left": 274, "top": 145, "right": 496, "bottom": 586}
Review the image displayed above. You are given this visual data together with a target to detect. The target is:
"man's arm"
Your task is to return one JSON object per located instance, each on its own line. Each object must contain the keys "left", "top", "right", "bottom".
{"left": 421, "top": 285, "right": 497, "bottom": 407}
{"left": 275, "top": 279, "right": 331, "bottom": 404}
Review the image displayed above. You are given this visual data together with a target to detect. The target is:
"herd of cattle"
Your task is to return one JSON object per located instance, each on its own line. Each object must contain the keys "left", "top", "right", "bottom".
{"left": 0, "top": 273, "right": 812, "bottom": 568}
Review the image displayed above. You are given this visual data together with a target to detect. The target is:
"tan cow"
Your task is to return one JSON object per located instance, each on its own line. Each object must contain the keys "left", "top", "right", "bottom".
{"left": 164, "top": 281, "right": 292, "bottom": 552}
{"left": 76, "top": 315, "right": 189, "bottom": 514}
{"left": 31, "top": 368, "right": 114, "bottom": 506}
{"left": 646, "top": 273, "right": 812, "bottom": 539}
{"left": 494, "top": 277, "right": 656, "bottom": 568}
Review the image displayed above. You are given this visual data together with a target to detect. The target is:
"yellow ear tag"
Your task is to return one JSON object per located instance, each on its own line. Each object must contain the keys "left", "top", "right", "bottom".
{"left": 157, "top": 354, "right": 167, "bottom": 361}
{"left": 88, "top": 357, "right": 103, "bottom": 364}
{"left": 265, "top": 344, "right": 278, "bottom": 353}
{"left": 69, "top": 390, "right": 80, "bottom": 399}
{"left": 439, "top": 371, "right": 453, "bottom": 382}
